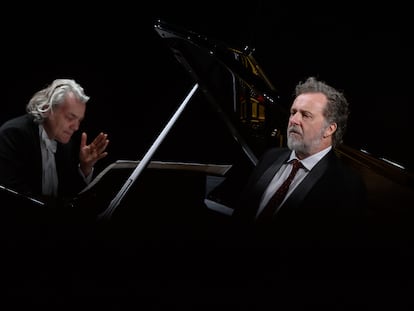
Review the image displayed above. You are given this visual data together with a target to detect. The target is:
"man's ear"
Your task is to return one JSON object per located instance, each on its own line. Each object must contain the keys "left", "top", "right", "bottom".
{"left": 324, "top": 123, "right": 337, "bottom": 138}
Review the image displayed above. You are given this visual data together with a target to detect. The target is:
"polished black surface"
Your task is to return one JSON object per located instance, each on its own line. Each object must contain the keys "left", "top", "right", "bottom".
{"left": 2, "top": 2, "right": 413, "bottom": 173}
{"left": 1, "top": 4, "right": 413, "bottom": 308}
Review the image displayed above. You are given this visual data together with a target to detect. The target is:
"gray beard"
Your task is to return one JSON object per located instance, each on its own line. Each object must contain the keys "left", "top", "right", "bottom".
{"left": 287, "top": 130, "right": 326, "bottom": 157}
{"left": 287, "top": 138, "right": 307, "bottom": 154}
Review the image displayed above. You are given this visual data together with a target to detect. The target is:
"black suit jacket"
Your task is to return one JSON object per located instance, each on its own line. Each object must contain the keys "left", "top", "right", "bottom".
{"left": 232, "top": 147, "right": 368, "bottom": 243}
{"left": 0, "top": 114, "right": 87, "bottom": 201}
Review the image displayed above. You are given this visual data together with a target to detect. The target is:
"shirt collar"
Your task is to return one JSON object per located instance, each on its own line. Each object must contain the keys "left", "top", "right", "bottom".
{"left": 288, "top": 146, "right": 332, "bottom": 171}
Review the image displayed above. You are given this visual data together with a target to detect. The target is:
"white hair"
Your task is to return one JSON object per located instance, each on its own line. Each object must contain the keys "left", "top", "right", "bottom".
{"left": 26, "top": 79, "right": 90, "bottom": 123}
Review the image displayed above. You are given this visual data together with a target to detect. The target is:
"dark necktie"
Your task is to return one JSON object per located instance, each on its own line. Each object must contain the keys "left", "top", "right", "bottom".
{"left": 256, "top": 159, "right": 303, "bottom": 223}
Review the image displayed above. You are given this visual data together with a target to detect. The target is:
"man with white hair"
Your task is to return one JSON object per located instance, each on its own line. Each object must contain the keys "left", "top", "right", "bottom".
{"left": 0, "top": 78, "right": 109, "bottom": 203}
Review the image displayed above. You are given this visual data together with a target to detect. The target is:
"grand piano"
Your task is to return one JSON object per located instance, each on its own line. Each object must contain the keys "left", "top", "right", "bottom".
{"left": 2, "top": 19, "right": 414, "bottom": 308}
{"left": 1, "top": 19, "right": 413, "bottom": 244}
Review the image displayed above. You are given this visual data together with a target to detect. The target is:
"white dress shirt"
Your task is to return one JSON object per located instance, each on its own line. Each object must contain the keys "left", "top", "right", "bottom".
{"left": 256, "top": 146, "right": 332, "bottom": 217}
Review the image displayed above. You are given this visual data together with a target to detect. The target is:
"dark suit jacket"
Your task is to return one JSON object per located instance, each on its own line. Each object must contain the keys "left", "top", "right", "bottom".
{"left": 232, "top": 147, "right": 368, "bottom": 244}
{"left": 0, "top": 114, "right": 87, "bottom": 201}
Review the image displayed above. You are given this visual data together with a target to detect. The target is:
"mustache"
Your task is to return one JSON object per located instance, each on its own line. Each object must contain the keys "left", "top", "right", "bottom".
{"left": 288, "top": 126, "right": 302, "bottom": 135}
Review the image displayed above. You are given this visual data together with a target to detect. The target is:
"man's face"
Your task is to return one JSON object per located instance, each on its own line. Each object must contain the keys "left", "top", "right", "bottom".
{"left": 43, "top": 92, "right": 86, "bottom": 144}
{"left": 287, "top": 92, "right": 333, "bottom": 157}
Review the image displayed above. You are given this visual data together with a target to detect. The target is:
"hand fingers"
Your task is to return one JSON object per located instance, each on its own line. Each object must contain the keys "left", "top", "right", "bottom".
{"left": 88, "top": 132, "right": 107, "bottom": 147}
{"left": 96, "top": 139, "right": 109, "bottom": 154}
{"left": 90, "top": 133, "right": 109, "bottom": 154}
{"left": 96, "top": 151, "right": 108, "bottom": 161}
{"left": 80, "top": 132, "right": 87, "bottom": 148}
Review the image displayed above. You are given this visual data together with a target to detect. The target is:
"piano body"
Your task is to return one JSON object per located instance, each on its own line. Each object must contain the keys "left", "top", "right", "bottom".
{"left": 1, "top": 19, "right": 413, "bottom": 244}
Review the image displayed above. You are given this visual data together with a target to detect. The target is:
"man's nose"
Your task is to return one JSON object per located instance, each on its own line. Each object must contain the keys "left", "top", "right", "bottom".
{"left": 70, "top": 121, "right": 80, "bottom": 131}
{"left": 289, "top": 112, "right": 300, "bottom": 124}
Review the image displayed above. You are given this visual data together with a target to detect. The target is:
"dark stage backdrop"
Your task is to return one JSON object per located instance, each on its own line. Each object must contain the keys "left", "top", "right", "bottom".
{"left": 2, "top": 1, "right": 413, "bottom": 173}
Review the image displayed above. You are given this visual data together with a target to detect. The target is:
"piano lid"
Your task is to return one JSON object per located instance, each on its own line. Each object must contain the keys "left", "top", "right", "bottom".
{"left": 154, "top": 19, "right": 279, "bottom": 98}
{"left": 153, "top": 19, "right": 290, "bottom": 162}
{"left": 153, "top": 19, "right": 414, "bottom": 196}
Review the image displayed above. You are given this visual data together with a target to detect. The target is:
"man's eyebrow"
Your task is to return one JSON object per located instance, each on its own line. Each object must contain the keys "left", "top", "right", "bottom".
{"left": 68, "top": 112, "right": 84, "bottom": 121}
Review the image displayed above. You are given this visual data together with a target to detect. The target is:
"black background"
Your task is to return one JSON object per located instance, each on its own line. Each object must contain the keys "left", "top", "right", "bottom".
{"left": 1, "top": 2, "right": 413, "bottom": 309}
{"left": 2, "top": 1, "right": 413, "bottom": 172}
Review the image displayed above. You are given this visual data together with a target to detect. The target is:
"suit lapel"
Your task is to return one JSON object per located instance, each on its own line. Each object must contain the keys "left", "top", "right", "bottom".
{"left": 281, "top": 150, "right": 334, "bottom": 209}
{"left": 250, "top": 149, "right": 290, "bottom": 206}
{"left": 28, "top": 119, "right": 44, "bottom": 194}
